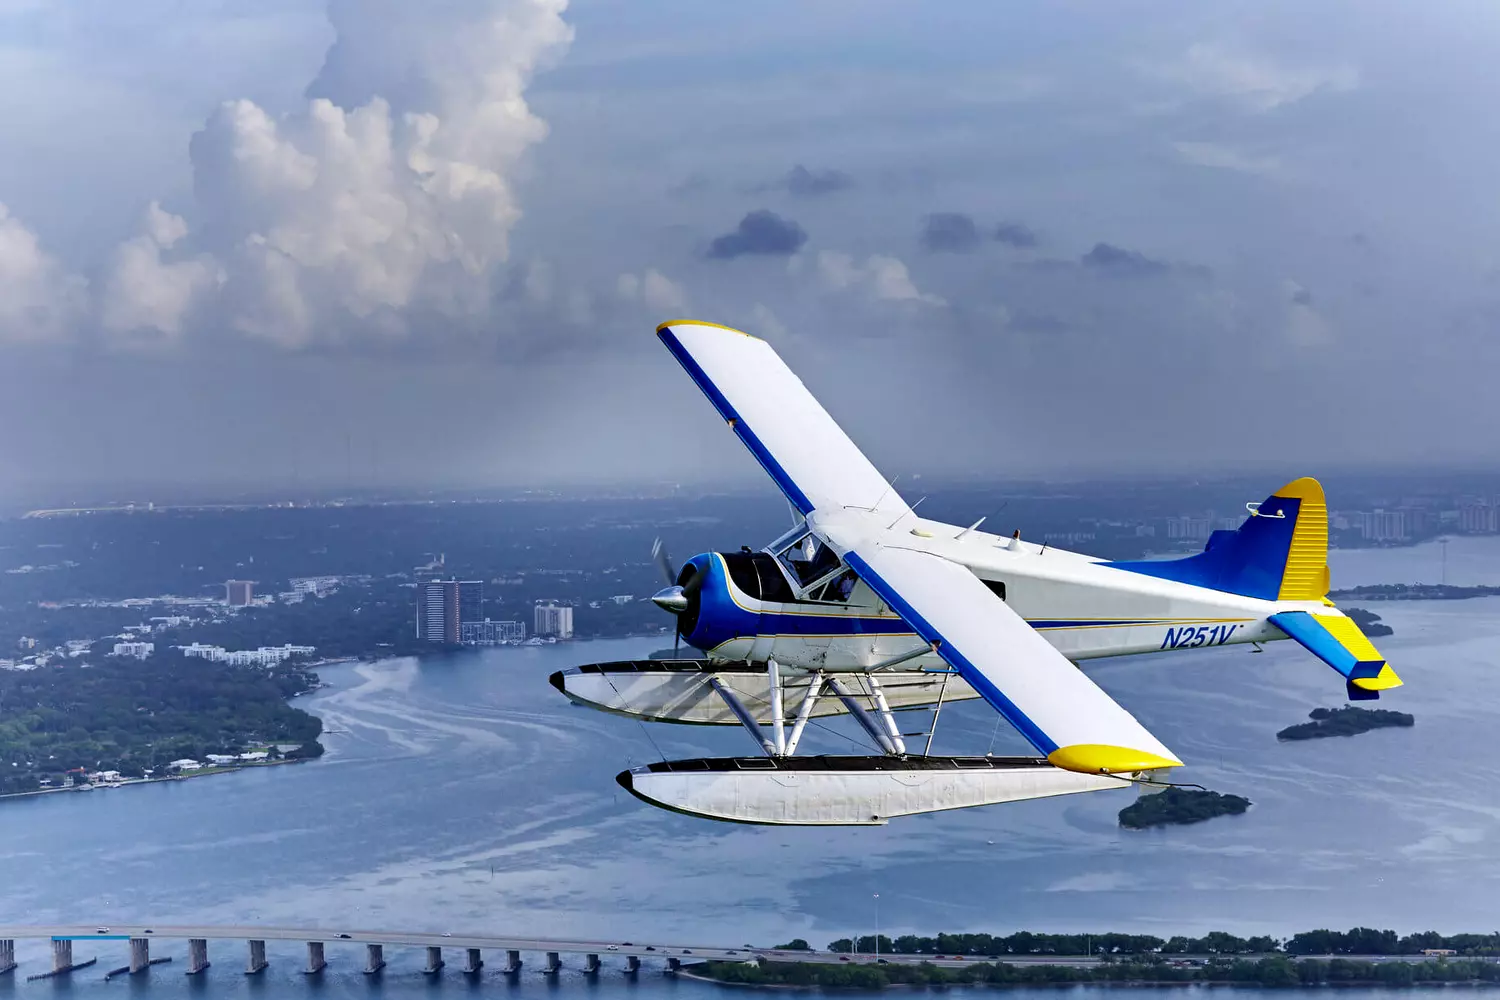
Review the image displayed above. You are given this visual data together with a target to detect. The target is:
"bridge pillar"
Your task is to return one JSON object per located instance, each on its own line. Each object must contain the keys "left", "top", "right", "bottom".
{"left": 245, "top": 939, "right": 268, "bottom": 975}
{"left": 364, "top": 944, "right": 385, "bottom": 975}
{"left": 464, "top": 948, "right": 483, "bottom": 975}
{"left": 424, "top": 946, "right": 444, "bottom": 975}
{"left": 186, "top": 939, "right": 210, "bottom": 975}
{"left": 503, "top": 949, "right": 522, "bottom": 974}
{"left": 545, "top": 951, "right": 562, "bottom": 974}
{"left": 51, "top": 939, "right": 73, "bottom": 974}
{"left": 626, "top": 955, "right": 641, "bottom": 974}
{"left": 0, "top": 939, "right": 15, "bottom": 974}
{"left": 584, "top": 953, "right": 600, "bottom": 974}
{"left": 129, "top": 937, "right": 151, "bottom": 974}
{"left": 667, "top": 957, "right": 682, "bottom": 973}
{"left": 304, "top": 941, "right": 326, "bottom": 975}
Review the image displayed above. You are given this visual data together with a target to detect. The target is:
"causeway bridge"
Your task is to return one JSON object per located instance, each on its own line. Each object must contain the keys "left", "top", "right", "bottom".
{"left": 0, "top": 924, "right": 1114, "bottom": 981}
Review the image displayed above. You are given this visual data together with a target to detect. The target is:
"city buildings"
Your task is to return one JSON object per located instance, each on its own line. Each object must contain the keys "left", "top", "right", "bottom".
{"left": 534, "top": 602, "right": 574, "bottom": 639}
{"left": 178, "top": 643, "right": 316, "bottom": 666}
{"left": 416, "top": 579, "right": 484, "bottom": 643}
{"left": 224, "top": 580, "right": 254, "bottom": 606}
{"left": 459, "top": 619, "right": 527, "bottom": 644}
{"left": 112, "top": 641, "right": 155, "bottom": 659}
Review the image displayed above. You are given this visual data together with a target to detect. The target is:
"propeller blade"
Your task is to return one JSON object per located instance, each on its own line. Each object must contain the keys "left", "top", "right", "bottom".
{"left": 651, "top": 537, "right": 677, "bottom": 587}
{"left": 680, "top": 563, "right": 707, "bottom": 598}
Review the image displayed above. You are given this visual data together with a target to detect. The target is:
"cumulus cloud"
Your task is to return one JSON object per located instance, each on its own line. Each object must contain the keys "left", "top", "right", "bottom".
{"left": 782, "top": 165, "right": 853, "bottom": 198}
{"left": 0, "top": 203, "right": 86, "bottom": 344}
{"left": 101, "top": 203, "right": 223, "bottom": 343}
{"left": 814, "top": 251, "right": 944, "bottom": 306}
{"left": 706, "top": 209, "right": 807, "bottom": 259}
{"left": 91, "top": 0, "right": 575, "bottom": 349}
{"left": 993, "top": 222, "right": 1038, "bottom": 248}
{"left": 616, "top": 268, "right": 687, "bottom": 313}
{"left": 1153, "top": 43, "right": 1358, "bottom": 112}
{"left": 920, "top": 212, "right": 980, "bottom": 253}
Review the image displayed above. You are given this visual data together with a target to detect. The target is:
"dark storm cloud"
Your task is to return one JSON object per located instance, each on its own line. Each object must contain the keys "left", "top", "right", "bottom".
{"left": 783, "top": 165, "right": 853, "bottom": 198}
{"left": 993, "top": 222, "right": 1038, "bottom": 248}
{"left": 1080, "top": 242, "right": 1170, "bottom": 277}
{"left": 705, "top": 210, "right": 808, "bottom": 259}
{"left": 920, "top": 213, "right": 981, "bottom": 253}
{"left": 1290, "top": 285, "right": 1314, "bottom": 306}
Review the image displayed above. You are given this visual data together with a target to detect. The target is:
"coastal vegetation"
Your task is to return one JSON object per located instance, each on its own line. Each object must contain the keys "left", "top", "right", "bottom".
{"left": 1331, "top": 583, "right": 1500, "bottom": 602}
{"left": 0, "top": 650, "right": 322, "bottom": 794}
{"left": 700, "top": 956, "right": 1500, "bottom": 989}
{"left": 1277, "top": 706, "right": 1414, "bottom": 741}
{"left": 1117, "top": 787, "right": 1250, "bottom": 829}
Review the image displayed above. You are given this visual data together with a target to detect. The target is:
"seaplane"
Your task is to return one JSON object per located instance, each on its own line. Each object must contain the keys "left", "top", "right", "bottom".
{"left": 550, "top": 320, "right": 1403, "bottom": 825}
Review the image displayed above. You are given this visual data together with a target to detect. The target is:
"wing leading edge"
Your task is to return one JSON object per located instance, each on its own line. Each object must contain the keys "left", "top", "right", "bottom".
{"left": 841, "top": 541, "right": 1182, "bottom": 776}
{"left": 656, "top": 320, "right": 910, "bottom": 518}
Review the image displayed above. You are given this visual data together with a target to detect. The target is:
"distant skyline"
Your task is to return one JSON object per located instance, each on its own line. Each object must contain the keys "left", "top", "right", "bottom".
{"left": 2, "top": 1, "right": 1498, "bottom": 494}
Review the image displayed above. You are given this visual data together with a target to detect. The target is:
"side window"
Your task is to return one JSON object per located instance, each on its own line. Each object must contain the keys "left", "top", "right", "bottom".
{"left": 983, "top": 579, "right": 1007, "bottom": 602}
{"left": 811, "top": 569, "right": 859, "bottom": 604}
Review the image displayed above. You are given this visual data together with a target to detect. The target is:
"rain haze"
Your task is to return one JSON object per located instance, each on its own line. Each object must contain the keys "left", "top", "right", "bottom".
{"left": 1, "top": 0, "right": 1497, "bottom": 500}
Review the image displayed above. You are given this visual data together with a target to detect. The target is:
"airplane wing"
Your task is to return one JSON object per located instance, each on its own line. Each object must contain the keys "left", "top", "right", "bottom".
{"left": 657, "top": 320, "right": 910, "bottom": 518}
{"left": 840, "top": 540, "right": 1182, "bottom": 775}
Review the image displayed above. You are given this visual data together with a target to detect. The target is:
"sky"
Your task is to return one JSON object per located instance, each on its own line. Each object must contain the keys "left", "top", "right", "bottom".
{"left": 1, "top": 0, "right": 1498, "bottom": 500}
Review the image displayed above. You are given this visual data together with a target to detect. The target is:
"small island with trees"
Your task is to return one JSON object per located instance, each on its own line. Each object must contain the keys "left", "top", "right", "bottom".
{"left": 1343, "top": 607, "right": 1393, "bottom": 637}
{"left": 1117, "top": 787, "right": 1250, "bottom": 829}
{"left": 1278, "top": 705, "right": 1414, "bottom": 741}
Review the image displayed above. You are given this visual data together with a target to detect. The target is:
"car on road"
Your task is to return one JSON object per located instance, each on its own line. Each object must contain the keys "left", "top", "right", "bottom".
{"left": 645, "top": 946, "right": 655, "bottom": 952}
{"left": 607, "top": 945, "right": 619, "bottom": 951}
{"left": 839, "top": 956, "right": 850, "bottom": 962}
{"left": 338, "top": 934, "right": 351, "bottom": 939}
{"left": 878, "top": 959, "right": 889, "bottom": 965}
{"left": 96, "top": 928, "right": 109, "bottom": 934}
{"left": 682, "top": 949, "right": 693, "bottom": 955}
{"left": 443, "top": 933, "right": 452, "bottom": 938}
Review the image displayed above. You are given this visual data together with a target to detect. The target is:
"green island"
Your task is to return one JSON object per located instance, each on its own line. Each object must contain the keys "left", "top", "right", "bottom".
{"left": 1117, "top": 787, "right": 1250, "bottom": 829}
{"left": 1344, "top": 607, "right": 1394, "bottom": 637}
{"left": 1277, "top": 705, "right": 1414, "bottom": 741}
{"left": 698, "top": 927, "right": 1500, "bottom": 990}
{"left": 0, "top": 650, "right": 323, "bottom": 796}
{"left": 1331, "top": 583, "right": 1500, "bottom": 602}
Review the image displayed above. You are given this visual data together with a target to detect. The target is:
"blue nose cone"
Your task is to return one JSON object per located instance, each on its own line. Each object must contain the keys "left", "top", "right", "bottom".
{"left": 677, "top": 553, "right": 759, "bottom": 653}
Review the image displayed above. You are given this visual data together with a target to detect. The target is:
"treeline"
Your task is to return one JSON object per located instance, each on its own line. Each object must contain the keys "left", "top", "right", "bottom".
{"left": 0, "top": 650, "right": 322, "bottom": 793}
{"left": 827, "top": 927, "right": 1500, "bottom": 957}
{"left": 703, "top": 956, "right": 1500, "bottom": 989}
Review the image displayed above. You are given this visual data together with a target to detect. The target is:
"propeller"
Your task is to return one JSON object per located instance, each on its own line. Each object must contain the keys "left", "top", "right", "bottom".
{"left": 650, "top": 538, "right": 707, "bottom": 656}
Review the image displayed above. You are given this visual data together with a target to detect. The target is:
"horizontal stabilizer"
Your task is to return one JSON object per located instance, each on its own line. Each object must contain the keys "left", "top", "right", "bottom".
{"left": 1270, "top": 610, "right": 1403, "bottom": 696}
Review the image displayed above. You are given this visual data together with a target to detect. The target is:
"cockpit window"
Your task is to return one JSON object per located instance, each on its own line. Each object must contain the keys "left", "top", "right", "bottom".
{"left": 773, "top": 531, "right": 841, "bottom": 589}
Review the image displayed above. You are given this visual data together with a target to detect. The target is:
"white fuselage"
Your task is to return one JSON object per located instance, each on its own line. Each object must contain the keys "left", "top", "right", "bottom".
{"left": 699, "top": 516, "right": 1323, "bottom": 672}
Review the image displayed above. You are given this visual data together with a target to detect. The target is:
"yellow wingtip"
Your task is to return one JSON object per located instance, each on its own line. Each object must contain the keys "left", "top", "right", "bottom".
{"left": 1048, "top": 744, "right": 1182, "bottom": 775}
{"left": 656, "top": 319, "right": 760, "bottom": 340}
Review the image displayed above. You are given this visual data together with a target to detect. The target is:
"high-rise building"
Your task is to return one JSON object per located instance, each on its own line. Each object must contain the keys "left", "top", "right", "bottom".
{"left": 225, "top": 580, "right": 254, "bottom": 606}
{"left": 533, "top": 602, "right": 574, "bottom": 639}
{"left": 417, "top": 579, "right": 484, "bottom": 643}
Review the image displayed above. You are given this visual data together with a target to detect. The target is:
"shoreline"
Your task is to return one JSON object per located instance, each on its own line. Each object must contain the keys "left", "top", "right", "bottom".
{"left": 0, "top": 756, "right": 309, "bottom": 802}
